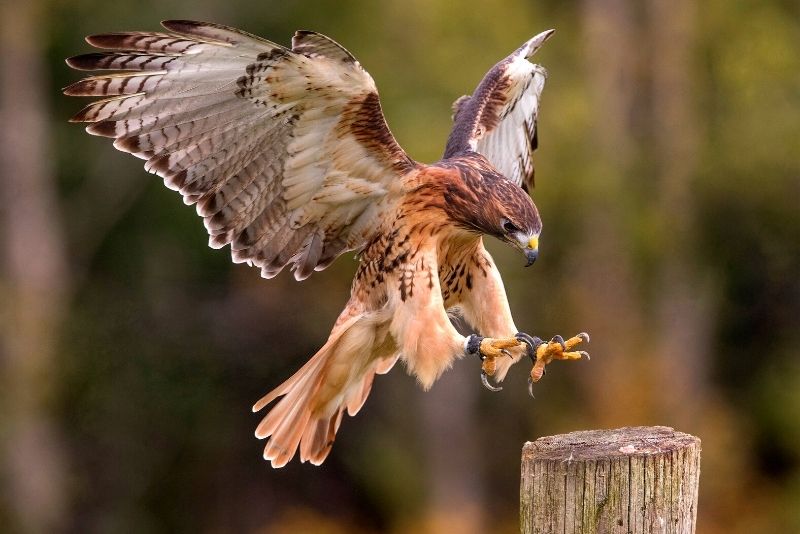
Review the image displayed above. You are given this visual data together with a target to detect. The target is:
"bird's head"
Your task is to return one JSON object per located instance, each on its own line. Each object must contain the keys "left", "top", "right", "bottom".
{"left": 442, "top": 166, "right": 542, "bottom": 266}
{"left": 488, "top": 179, "right": 542, "bottom": 266}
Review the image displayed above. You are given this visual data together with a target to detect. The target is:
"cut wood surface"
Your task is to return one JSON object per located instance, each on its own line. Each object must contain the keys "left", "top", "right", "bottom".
{"left": 520, "top": 426, "right": 700, "bottom": 534}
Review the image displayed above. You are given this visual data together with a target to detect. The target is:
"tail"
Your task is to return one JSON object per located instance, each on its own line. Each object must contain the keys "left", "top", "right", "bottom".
{"left": 253, "top": 316, "right": 396, "bottom": 468}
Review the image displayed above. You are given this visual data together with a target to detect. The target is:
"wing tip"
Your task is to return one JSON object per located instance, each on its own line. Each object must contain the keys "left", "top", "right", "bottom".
{"left": 85, "top": 121, "right": 117, "bottom": 137}
{"left": 160, "top": 19, "right": 225, "bottom": 41}
{"left": 68, "top": 103, "right": 95, "bottom": 123}
{"left": 160, "top": 19, "right": 257, "bottom": 47}
{"left": 61, "top": 79, "right": 85, "bottom": 96}
{"left": 519, "top": 28, "right": 555, "bottom": 59}
{"left": 160, "top": 19, "right": 203, "bottom": 32}
{"left": 84, "top": 33, "right": 123, "bottom": 49}
{"left": 65, "top": 54, "right": 98, "bottom": 71}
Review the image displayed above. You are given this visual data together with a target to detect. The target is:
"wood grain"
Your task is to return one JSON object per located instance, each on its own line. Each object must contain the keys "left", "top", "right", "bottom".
{"left": 521, "top": 426, "right": 701, "bottom": 534}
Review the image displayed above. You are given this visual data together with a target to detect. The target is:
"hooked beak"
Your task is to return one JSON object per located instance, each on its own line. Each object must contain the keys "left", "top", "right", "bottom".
{"left": 523, "top": 236, "right": 539, "bottom": 267}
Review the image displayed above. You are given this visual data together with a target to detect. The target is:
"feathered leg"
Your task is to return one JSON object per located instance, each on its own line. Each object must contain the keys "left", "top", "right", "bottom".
{"left": 458, "top": 245, "right": 589, "bottom": 391}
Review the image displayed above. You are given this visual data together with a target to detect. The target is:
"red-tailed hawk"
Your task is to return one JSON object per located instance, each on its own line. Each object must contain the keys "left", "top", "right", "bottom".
{"left": 65, "top": 20, "right": 589, "bottom": 467}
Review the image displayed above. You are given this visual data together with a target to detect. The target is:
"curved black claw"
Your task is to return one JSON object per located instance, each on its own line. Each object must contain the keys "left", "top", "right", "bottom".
{"left": 481, "top": 370, "right": 503, "bottom": 392}
{"left": 550, "top": 334, "right": 566, "bottom": 351}
{"left": 515, "top": 332, "right": 543, "bottom": 361}
{"left": 517, "top": 333, "right": 544, "bottom": 399}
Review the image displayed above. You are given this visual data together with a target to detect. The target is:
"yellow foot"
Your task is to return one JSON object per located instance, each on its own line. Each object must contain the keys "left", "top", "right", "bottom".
{"left": 516, "top": 332, "right": 590, "bottom": 395}
{"left": 465, "top": 335, "right": 522, "bottom": 392}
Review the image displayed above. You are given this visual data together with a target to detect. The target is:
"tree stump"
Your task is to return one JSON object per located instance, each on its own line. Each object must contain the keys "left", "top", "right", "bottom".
{"left": 520, "top": 426, "right": 700, "bottom": 534}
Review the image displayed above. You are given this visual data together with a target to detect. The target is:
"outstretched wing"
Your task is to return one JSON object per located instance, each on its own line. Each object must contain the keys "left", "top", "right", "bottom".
{"left": 443, "top": 30, "right": 553, "bottom": 192}
{"left": 65, "top": 20, "right": 417, "bottom": 280}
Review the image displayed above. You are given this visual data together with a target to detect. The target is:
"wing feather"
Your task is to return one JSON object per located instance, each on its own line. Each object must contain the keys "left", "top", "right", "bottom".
{"left": 443, "top": 30, "right": 552, "bottom": 191}
{"left": 291, "top": 30, "right": 356, "bottom": 63}
{"left": 65, "top": 20, "right": 417, "bottom": 280}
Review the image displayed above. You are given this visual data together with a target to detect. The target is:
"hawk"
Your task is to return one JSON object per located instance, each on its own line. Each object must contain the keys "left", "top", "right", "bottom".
{"left": 65, "top": 20, "right": 589, "bottom": 468}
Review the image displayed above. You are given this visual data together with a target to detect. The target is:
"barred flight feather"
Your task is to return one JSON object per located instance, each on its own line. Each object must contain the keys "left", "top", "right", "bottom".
{"left": 66, "top": 19, "right": 416, "bottom": 280}
{"left": 85, "top": 32, "right": 201, "bottom": 53}
{"left": 444, "top": 29, "right": 553, "bottom": 191}
{"left": 66, "top": 21, "right": 557, "bottom": 469}
{"left": 292, "top": 31, "right": 356, "bottom": 63}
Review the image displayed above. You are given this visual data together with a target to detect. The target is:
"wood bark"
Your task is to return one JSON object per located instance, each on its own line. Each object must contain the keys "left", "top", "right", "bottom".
{"left": 521, "top": 426, "right": 700, "bottom": 534}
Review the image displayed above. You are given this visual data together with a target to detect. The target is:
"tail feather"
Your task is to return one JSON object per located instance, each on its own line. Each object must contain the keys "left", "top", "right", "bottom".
{"left": 255, "top": 354, "right": 347, "bottom": 468}
{"left": 300, "top": 409, "right": 344, "bottom": 466}
{"left": 343, "top": 354, "right": 397, "bottom": 416}
{"left": 253, "top": 354, "right": 325, "bottom": 441}
{"left": 253, "top": 314, "right": 394, "bottom": 467}
{"left": 252, "top": 348, "right": 325, "bottom": 415}
{"left": 262, "top": 405, "right": 314, "bottom": 467}
{"left": 345, "top": 372, "right": 374, "bottom": 417}
{"left": 256, "top": 360, "right": 326, "bottom": 467}
{"left": 374, "top": 354, "right": 398, "bottom": 375}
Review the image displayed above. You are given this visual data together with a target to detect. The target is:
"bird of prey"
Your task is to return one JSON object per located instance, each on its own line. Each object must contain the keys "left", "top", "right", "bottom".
{"left": 65, "top": 20, "right": 589, "bottom": 468}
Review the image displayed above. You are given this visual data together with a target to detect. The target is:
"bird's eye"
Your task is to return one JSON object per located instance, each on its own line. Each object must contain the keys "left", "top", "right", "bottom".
{"left": 503, "top": 220, "right": 519, "bottom": 234}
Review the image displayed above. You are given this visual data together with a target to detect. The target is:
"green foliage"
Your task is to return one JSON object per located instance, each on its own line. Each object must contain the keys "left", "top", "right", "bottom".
{"left": 6, "top": 0, "right": 797, "bottom": 531}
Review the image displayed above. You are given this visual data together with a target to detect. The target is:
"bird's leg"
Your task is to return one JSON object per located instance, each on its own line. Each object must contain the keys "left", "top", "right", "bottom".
{"left": 517, "top": 332, "right": 590, "bottom": 397}
{"left": 465, "top": 335, "right": 522, "bottom": 392}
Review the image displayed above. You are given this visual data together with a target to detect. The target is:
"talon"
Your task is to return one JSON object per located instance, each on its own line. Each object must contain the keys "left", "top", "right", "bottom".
{"left": 516, "top": 331, "right": 590, "bottom": 394}
{"left": 515, "top": 332, "right": 543, "bottom": 360}
{"left": 481, "top": 371, "right": 503, "bottom": 392}
{"left": 564, "top": 332, "right": 590, "bottom": 350}
{"left": 481, "top": 356, "right": 497, "bottom": 376}
{"left": 530, "top": 362, "right": 545, "bottom": 382}
{"left": 469, "top": 335, "right": 521, "bottom": 392}
{"left": 550, "top": 334, "right": 566, "bottom": 351}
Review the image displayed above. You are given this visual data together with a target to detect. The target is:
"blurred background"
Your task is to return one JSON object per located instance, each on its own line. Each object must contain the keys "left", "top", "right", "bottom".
{"left": 1, "top": 0, "right": 798, "bottom": 532}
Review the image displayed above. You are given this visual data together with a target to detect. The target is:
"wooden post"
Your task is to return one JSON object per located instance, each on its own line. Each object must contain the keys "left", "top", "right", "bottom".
{"left": 520, "top": 426, "right": 700, "bottom": 534}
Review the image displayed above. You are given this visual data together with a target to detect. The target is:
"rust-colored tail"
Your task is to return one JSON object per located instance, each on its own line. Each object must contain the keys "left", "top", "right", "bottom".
{"left": 252, "top": 319, "right": 396, "bottom": 468}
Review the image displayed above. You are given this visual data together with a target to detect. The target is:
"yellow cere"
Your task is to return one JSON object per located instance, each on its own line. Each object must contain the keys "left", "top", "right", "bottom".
{"left": 528, "top": 237, "right": 539, "bottom": 250}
